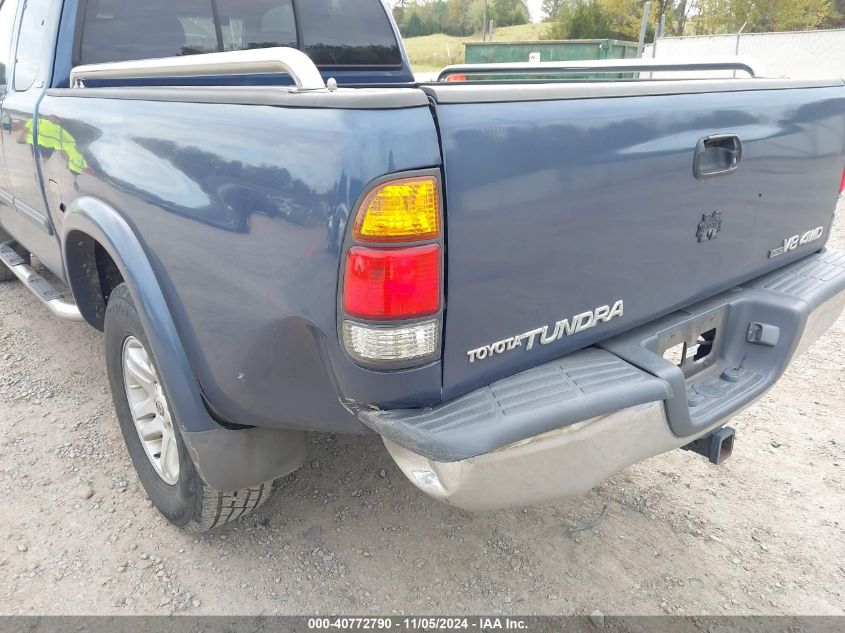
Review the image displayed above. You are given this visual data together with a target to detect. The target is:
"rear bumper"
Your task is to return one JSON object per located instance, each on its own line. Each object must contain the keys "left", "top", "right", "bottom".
{"left": 383, "top": 401, "right": 673, "bottom": 511}
{"left": 360, "top": 249, "right": 845, "bottom": 511}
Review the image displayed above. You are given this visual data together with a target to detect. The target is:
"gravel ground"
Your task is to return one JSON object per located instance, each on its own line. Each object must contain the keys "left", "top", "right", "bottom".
{"left": 1, "top": 204, "right": 844, "bottom": 617}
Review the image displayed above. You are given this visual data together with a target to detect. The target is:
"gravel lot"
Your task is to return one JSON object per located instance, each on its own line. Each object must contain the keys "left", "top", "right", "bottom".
{"left": 1, "top": 203, "right": 844, "bottom": 617}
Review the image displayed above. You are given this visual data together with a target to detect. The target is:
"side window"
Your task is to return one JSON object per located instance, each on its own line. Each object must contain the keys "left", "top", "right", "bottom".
{"left": 75, "top": 0, "right": 402, "bottom": 69}
{"left": 179, "top": 16, "right": 219, "bottom": 55}
{"left": 0, "top": 0, "right": 20, "bottom": 92}
{"left": 296, "top": 0, "right": 402, "bottom": 67}
{"left": 260, "top": 5, "right": 294, "bottom": 32}
{"left": 77, "top": 0, "right": 217, "bottom": 65}
{"left": 215, "top": 0, "right": 296, "bottom": 52}
{"left": 14, "top": 0, "right": 49, "bottom": 91}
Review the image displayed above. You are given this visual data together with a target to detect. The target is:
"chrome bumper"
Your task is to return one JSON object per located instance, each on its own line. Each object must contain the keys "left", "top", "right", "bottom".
{"left": 384, "top": 401, "right": 679, "bottom": 511}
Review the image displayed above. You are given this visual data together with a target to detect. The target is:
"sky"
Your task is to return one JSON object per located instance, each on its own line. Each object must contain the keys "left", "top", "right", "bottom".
{"left": 525, "top": 0, "right": 543, "bottom": 22}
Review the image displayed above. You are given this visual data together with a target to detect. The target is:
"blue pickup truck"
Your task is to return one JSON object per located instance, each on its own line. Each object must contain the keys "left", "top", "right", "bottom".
{"left": 1, "top": 0, "right": 845, "bottom": 531}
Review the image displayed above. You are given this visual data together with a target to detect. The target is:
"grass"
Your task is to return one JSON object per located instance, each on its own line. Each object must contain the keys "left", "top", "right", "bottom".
{"left": 403, "top": 23, "right": 548, "bottom": 71}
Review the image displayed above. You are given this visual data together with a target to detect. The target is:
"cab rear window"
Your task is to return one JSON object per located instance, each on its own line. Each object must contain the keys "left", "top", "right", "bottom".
{"left": 296, "top": 0, "right": 401, "bottom": 67}
{"left": 76, "top": 0, "right": 402, "bottom": 68}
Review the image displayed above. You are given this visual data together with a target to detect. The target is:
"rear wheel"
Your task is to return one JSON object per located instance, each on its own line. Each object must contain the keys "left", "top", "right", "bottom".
{"left": 104, "top": 283, "right": 274, "bottom": 530}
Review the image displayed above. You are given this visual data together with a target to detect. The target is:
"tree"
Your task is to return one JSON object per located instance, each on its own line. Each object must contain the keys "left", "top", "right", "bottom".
{"left": 404, "top": 11, "right": 425, "bottom": 36}
{"left": 601, "top": 0, "right": 654, "bottom": 39}
{"left": 392, "top": 4, "right": 405, "bottom": 25}
{"left": 545, "top": 0, "right": 653, "bottom": 40}
{"left": 542, "top": 0, "right": 568, "bottom": 20}
{"left": 567, "top": 1, "right": 615, "bottom": 37}
{"left": 494, "top": 0, "right": 530, "bottom": 26}
{"left": 667, "top": 0, "right": 693, "bottom": 35}
{"left": 447, "top": 0, "right": 474, "bottom": 33}
{"left": 648, "top": 0, "right": 694, "bottom": 34}
{"left": 464, "top": 0, "right": 498, "bottom": 34}
{"left": 424, "top": 0, "right": 450, "bottom": 32}
{"left": 396, "top": 0, "right": 495, "bottom": 37}
{"left": 695, "top": 0, "right": 832, "bottom": 32}
{"left": 821, "top": 0, "right": 845, "bottom": 26}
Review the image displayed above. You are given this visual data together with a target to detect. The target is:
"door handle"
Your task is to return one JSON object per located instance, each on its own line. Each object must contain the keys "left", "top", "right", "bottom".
{"left": 694, "top": 134, "right": 742, "bottom": 179}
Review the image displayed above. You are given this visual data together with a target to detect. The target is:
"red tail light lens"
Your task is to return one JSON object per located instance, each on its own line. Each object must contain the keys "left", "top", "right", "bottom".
{"left": 343, "top": 245, "right": 441, "bottom": 320}
{"left": 445, "top": 74, "right": 467, "bottom": 82}
{"left": 840, "top": 166, "right": 845, "bottom": 195}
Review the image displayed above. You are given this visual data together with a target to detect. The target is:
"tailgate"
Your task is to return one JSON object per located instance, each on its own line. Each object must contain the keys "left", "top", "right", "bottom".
{"left": 424, "top": 79, "right": 845, "bottom": 398}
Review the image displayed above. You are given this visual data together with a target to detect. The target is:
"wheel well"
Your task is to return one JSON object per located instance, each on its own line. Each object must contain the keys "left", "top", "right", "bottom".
{"left": 65, "top": 231, "right": 124, "bottom": 330}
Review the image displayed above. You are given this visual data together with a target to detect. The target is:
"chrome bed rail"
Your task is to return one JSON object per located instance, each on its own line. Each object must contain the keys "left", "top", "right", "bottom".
{"left": 436, "top": 56, "right": 768, "bottom": 81}
{"left": 70, "top": 47, "right": 327, "bottom": 91}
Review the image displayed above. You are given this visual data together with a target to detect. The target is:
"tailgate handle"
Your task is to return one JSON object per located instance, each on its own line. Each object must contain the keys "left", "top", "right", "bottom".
{"left": 694, "top": 134, "right": 742, "bottom": 179}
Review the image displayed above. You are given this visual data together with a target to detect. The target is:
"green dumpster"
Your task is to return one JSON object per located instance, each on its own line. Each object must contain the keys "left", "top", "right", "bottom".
{"left": 454, "top": 39, "right": 640, "bottom": 81}
{"left": 464, "top": 39, "right": 639, "bottom": 64}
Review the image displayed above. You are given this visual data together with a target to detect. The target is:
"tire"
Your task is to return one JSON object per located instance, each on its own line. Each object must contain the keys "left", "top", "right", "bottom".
{"left": 104, "top": 283, "right": 273, "bottom": 530}
{"left": 0, "top": 242, "right": 29, "bottom": 283}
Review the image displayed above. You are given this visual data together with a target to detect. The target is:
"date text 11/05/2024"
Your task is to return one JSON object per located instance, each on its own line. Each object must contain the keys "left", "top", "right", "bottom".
{"left": 307, "top": 617, "right": 529, "bottom": 630}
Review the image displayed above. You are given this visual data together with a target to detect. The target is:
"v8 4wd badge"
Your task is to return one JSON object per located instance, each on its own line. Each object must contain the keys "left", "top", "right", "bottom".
{"left": 769, "top": 226, "right": 824, "bottom": 259}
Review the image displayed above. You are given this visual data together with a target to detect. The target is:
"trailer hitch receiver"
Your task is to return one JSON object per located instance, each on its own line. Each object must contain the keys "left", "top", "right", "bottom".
{"left": 682, "top": 426, "right": 735, "bottom": 465}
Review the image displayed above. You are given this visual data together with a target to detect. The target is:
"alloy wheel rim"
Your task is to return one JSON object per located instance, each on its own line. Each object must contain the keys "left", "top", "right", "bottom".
{"left": 121, "top": 336, "right": 179, "bottom": 485}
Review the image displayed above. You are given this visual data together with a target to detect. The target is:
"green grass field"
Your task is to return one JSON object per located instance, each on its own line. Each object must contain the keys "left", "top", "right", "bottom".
{"left": 403, "top": 23, "right": 548, "bottom": 71}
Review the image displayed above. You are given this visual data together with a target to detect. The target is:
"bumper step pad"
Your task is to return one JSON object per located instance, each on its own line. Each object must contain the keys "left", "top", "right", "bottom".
{"left": 604, "top": 248, "right": 845, "bottom": 437}
{"left": 755, "top": 248, "right": 845, "bottom": 300}
{"left": 686, "top": 367, "right": 764, "bottom": 424}
{"left": 360, "top": 348, "right": 670, "bottom": 463}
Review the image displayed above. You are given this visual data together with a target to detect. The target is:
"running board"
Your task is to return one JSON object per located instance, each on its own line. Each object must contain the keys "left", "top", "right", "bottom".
{"left": 0, "top": 241, "right": 83, "bottom": 322}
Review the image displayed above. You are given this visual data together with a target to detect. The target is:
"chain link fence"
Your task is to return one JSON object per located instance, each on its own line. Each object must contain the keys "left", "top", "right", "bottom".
{"left": 645, "top": 29, "right": 845, "bottom": 79}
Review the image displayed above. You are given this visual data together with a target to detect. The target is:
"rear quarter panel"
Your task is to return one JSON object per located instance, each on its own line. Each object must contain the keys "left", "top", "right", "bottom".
{"left": 38, "top": 92, "right": 442, "bottom": 431}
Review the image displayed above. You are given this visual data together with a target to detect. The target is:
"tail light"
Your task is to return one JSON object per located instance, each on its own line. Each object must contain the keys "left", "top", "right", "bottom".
{"left": 341, "top": 172, "right": 443, "bottom": 367}
{"left": 840, "top": 165, "right": 845, "bottom": 196}
{"left": 444, "top": 74, "right": 467, "bottom": 82}
{"left": 342, "top": 320, "right": 440, "bottom": 364}
{"left": 353, "top": 176, "right": 439, "bottom": 242}
{"left": 344, "top": 245, "right": 441, "bottom": 320}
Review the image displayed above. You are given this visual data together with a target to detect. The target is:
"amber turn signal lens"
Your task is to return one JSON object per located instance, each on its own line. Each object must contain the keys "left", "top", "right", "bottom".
{"left": 353, "top": 176, "right": 440, "bottom": 243}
